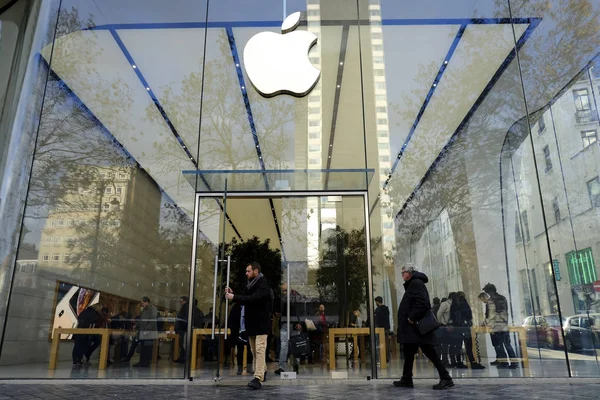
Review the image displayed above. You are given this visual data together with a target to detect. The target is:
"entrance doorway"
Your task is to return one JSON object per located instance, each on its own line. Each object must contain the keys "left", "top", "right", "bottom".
{"left": 185, "top": 189, "right": 378, "bottom": 382}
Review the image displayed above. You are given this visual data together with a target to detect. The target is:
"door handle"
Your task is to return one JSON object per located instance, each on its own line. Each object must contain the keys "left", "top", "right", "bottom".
{"left": 224, "top": 255, "right": 231, "bottom": 340}
{"left": 212, "top": 254, "right": 218, "bottom": 339}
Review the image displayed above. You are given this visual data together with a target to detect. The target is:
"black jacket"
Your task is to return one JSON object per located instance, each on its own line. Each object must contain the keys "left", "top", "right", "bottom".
{"left": 375, "top": 304, "right": 391, "bottom": 330}
{"left": 396, "top": 272, "right": 436, "bottom": 345}
{"left": 78, "top": 306, "right": 100, "bottom": 329}
{"left": 233, "top": 275, "right": 272, "bottom": 336}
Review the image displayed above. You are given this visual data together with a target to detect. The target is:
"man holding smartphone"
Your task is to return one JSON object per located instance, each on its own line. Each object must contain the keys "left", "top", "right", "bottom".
{"left": 225, "top": 262, "right": 272, "bottom": 390}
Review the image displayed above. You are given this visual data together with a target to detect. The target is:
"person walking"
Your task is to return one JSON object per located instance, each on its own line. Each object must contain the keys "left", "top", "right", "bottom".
{"left": 436, "top": 293, "right": 454, "bottom": 367}
{"left": 225, "top": 261, "right": 272, "bottom": 390}
{"left": 394, "top": 264, "right": 454, "bottom": 390}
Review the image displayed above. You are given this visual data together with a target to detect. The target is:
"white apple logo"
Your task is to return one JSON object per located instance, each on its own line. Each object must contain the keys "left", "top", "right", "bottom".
{"left": 243, "top": 12, "right": 320, "bottom": 98}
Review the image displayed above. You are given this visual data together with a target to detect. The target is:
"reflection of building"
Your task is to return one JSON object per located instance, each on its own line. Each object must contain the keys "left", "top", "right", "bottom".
{"left": 514, "top": 72, "right": 600, "bottom": 318}
{"left": 38, "top": 166, "right": 132, "bottom": 273}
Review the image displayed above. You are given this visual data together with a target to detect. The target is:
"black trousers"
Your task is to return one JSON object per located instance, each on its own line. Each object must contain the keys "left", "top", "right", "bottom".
{"left": 236, "top": 340, "right": 253, "bottom": 367}
{"left": 402, "top": 343, "right": 451, "bottom": 380}
{"left": 72, "top": 334, "right": 89, "bottom": 363}
{"left": 85, "top": 335, "right": 101, "bottom": 359}
{"left": 139, "top": 340, "right": 154, "bottom": 366}
{"left": 177, "top": 330, "right": 186, "bottom": 360}
{"left": 491, "top": 332, "right": 516, "bottom": 363}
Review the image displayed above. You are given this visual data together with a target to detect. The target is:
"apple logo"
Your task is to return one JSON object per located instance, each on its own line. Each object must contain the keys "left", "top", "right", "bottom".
{"left": 243, "top": 12, "right": 320, "bottom": 98}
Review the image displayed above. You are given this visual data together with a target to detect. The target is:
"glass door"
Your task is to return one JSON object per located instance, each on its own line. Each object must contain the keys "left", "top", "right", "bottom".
{"left": 187, "top": 191, "right": 232, "bottom": 381}
{"left": 188, "top": 191, "right": 376, "bottom": 382}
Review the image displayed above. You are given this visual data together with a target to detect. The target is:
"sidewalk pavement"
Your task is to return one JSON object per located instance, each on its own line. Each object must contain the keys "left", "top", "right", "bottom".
{"left": 0, "top": 378, "right": 598, "bottom": 399}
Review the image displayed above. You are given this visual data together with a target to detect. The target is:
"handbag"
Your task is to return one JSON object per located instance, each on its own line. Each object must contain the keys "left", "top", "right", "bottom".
{"left": 305, "top": 319, "right": 317, "bottom": 331}
{"left": 289, "top": 333, "right": 310, "bottom": 357}
{"left": 416, "top": 310, "right": 440, "bottom": 335}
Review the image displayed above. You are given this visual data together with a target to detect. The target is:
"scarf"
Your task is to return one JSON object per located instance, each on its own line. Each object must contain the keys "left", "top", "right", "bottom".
{"left": 246, "top": 272, "right": 264, "bottom": 291}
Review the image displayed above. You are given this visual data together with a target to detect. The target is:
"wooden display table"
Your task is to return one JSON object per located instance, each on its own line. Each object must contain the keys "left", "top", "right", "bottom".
{"left": 328, "top": 327, "right": 387, "bottom": 370}
{"left": 49, "top": 328, "right": 179, "bottom": 370}
{"left": 190, "top": 328, "right": 231, "bottom": 370}
{"left": 470, "top": 326, "right": 529, "bottom": 368}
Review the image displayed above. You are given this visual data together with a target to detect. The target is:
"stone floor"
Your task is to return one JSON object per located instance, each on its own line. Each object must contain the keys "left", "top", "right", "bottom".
{"left": 0, "top": 379, "right": 599, "bottom": 399}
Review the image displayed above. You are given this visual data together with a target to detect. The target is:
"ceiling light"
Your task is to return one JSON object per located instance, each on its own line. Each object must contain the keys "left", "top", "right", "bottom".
{"left": 132, "top": 65, "right": 137, "bottom": 69}
{"left": 340, "top": 62, "right": 343, "bottom": 65}
{"left": 236, "top": 64, "right": 240, "bottom": 67}
{"left": 444, "top": 60, "right": 448, "bottom": 64}
{"left": 146, "top": 87, "right": 150, "bottom": 91}
{"left": 433, "top": 83, "right": 437, "bottom": 87}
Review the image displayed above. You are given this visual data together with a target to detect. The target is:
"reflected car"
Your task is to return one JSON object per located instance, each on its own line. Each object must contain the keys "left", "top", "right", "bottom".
{"left": 543, "top": 314, "right": 565, "bottom": 349}
{"left": 522, "top": 315, "right": 565, "bottom": 349}
{"left": 563, "top": 314, "right": 600, "bottom": 352}
{"left": 523, "top": 316, "right": 548, "bottom": 348}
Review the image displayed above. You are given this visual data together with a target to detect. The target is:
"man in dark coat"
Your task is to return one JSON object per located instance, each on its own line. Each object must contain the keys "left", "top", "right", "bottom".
{"left": 174, "top": 296, "right": 189, "bottom": 363}
{"left": 375, "top": 296, "right": 391, "bottom": 363}
{"left": 394, "top": 264, "right": 454, "bottom": 390}
{"left": 225, "top": 261, "right": 272, "bottom": 390}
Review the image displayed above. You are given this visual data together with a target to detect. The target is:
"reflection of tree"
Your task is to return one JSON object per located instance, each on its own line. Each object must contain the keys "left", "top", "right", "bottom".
{"left": 225, "top": 236, "right": 282, "bottom": 299}
{"left": 316, "top": 227, "right": 379, "bottom": 326}
{"left": 19, "top": 8, "right": 194, "bottom": 305}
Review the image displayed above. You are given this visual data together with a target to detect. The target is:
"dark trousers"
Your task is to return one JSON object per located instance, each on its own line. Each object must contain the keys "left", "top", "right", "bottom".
{"left": 177, "top": 331, "right": 186, "bottom": 361}
{"left": 461, "top": 329, "right": 476, "bottom": 363}
{"left": 236, "top": 340, "right": 253, "bottom": 367}
{"left": 402, "top": 343, "right": 451, "bottom": 380}
{"left": 491, "top": 331, "right": 516, "bottom": 363}
{"left": 85, "top": 335, "right": 101, "bottom": 359}
{"left": 72, "top": 334, "right": 89, "bottom": 363}
{"left": 139, "top": 340, "right": 153, "bottom": 366}
{"left": 438, "top": 326, "right": 451, "bottom": 364}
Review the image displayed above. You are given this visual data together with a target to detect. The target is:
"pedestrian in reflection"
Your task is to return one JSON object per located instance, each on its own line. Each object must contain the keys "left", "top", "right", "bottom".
{"left": 275, "top": 282, "right": 301, "bottom": 375}
{"left": 436, "top": 293, "right": 454, "bottom": 367}
{"left": 174, "top": 296, "right": 189, "bottom": 364}
{"left": 394, "top": 264, "right": 454, "bottom": 390}
{"left": 482, "top": 283, "right": 518, "bottom": 369}
{"left": 225, "top": 262, "right": 272, "bottom": 390}
{"left": 451, "top": 292, "right": 485, "bottom": 369}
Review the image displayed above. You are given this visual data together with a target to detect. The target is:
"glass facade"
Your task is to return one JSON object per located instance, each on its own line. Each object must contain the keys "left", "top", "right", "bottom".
{"left": 1, "top": 0, "right": 600, "bottom": 380}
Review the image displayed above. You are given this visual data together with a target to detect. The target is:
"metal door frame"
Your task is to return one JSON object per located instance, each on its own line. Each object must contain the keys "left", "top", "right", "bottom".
{"left": 185, "top": 190, "right": 377, "bottom": 380}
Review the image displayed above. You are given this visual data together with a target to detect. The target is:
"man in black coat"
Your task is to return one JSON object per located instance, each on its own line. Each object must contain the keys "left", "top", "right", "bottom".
{"left": 374, "top": 296, "right": 391, "bottom": 363}
{"left": 394, "top": 264, "right": 454, "bottom": 390}
{"left": 225, "top": 261, "right": 272, "bottom": 390}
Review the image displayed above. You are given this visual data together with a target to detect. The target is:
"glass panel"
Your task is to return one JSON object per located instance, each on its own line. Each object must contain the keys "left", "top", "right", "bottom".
{"left": 510, "top": 0, "right": 600, "bottom": 377}
{"left": 1, "top": 0, "right": 207, "bottom": 379}
{"left": 369, "top": 0, "right": 568, "bottom": 379}
{"left": 183, "top": 168, "right": 374, "bottom": 192}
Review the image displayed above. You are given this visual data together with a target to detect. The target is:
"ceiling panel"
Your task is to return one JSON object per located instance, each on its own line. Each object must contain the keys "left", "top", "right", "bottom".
{"left": 389, "top": 23, "right": 529, "bottom": 215}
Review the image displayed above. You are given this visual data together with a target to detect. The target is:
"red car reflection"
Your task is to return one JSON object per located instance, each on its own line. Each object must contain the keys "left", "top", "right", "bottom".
{"left": 523, "top": 314, "right": 564, "bottom": 349}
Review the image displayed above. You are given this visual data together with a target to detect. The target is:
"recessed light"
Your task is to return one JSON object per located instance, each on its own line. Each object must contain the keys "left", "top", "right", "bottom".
{"left": 146, "top": 87, "right": 150, "bottom": 91}
{"left": 444, "top": 60, "right": 448, "bottom": 64}
{"left": 132, "top": 65, "right": 137, "bottom": 69}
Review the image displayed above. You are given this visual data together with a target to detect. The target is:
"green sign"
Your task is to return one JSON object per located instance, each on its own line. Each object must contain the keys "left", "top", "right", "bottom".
{"left": 552, "top": 259, "right": 561, "bottom": 281}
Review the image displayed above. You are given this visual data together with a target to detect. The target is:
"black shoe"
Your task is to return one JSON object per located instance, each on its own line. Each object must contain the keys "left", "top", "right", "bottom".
{"left": 275, "top": 368, "right": 284, "bottom": 375}
{"left": 263, "top": 371, "right": 267, "bottom": 382}
{"left": 470, "top": 362, "right": 486, "bottom": 370}
{"left": 455, "top": 363, "right": 468, "bottom": 369}
{"left": 393, "top": 377, "right": 414, "bottom": 388}
{"left": 72, "top": 361, "right": 83, "bottom": 367}
{"left": 293, "top": 365, "right": 299, "bottom": 373}
{"left": 433, "top": 378, "right": 454, "bottom": 390}
{"left": 490, "top": 360, "right": 500, "bottom": 365}
{"left": 508, "top": 363, "right": 519, "bottom": 369}
{"left": 496, "top": 363, "right": 510, "bottom": 368}
{"left": 248, "top": 378, "right": 261, "bottom": 390}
